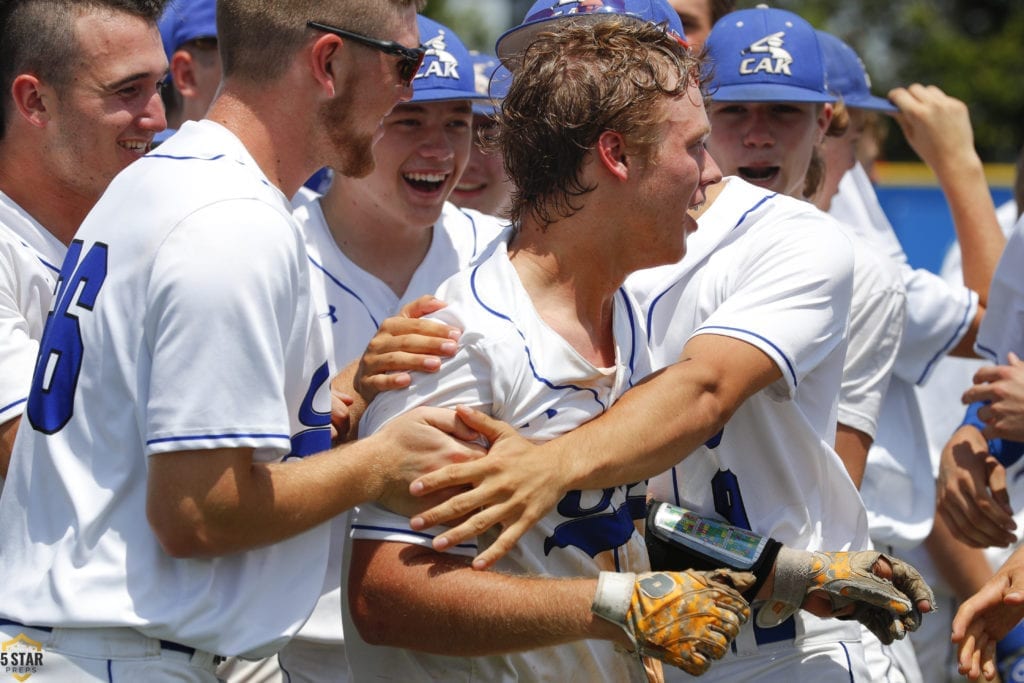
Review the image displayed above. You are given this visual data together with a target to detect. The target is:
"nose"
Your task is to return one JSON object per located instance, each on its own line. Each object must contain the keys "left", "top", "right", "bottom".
{"left": 741, "top": 110, "right": 774, "bottom": 148}
{"left": 141, "top": 85, "right": 168, "bottom": 133}
{"left": 418, "top": 123, "right": 455, "bottom": 162}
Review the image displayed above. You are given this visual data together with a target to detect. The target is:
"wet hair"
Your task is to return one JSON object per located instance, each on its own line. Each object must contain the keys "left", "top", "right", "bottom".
{"left": 0, "top": 0, "right": 166, "bottom": 139}
{"left": 217, "top": 0, "right": 424, "bottom": 84}
{"left": 498, "top": 17, "right": 702, "bottom": 230}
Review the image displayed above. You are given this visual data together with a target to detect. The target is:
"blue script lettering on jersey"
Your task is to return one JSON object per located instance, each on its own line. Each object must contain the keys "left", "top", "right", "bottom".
{"left": 28, "top": 240, "right": 109, "bottom": 434}
{"left": 286, "top": 361, "right": 332, "bottom": 459}
{"left": 543, "top": 483, "right": 646, "bottom": 557}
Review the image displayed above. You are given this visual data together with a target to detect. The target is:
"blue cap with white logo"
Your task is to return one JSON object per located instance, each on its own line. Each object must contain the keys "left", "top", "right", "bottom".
{"left": 411, "top": 15, "right": 488, "bottom": 103}
{"left": 468, "top": 52, "right": 512, "bottom": 116}
{"left": 495, "top": 0, "right": 688, "bottom": 64}
{"left": 158, "top": 0, "right": 218, "bottom": 62}
{"left": 816, "top": 31, "right": 896, "bottom": 113}
{"left": 705, "top": 7, "right": 835, "bottom": 104}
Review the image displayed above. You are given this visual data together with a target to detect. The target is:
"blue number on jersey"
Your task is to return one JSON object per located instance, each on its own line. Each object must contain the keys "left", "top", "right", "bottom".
{"left": 712, "top": 469, "right": 751, "bottom": 530}
{"left": 286, "top": 360, "right": 333, "bottom": 459}
{"left": 543, "top": 482, "right": 646, "bottom": 558}
{"left": 27, "top": 241, "right": 109, "bottom": 434}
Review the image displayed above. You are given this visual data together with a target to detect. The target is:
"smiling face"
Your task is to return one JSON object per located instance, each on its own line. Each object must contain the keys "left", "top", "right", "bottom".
{"left": 344, "top": 99, "right": 473, "bottom": 230}
{"left": 707, "top": 100, "right": 831, "bottom": 197}
{"left": 44, "top": 9, "right": 167, "bottom": 200}
{"left": 449, "top": 114, "right": 512, "bottom": 216}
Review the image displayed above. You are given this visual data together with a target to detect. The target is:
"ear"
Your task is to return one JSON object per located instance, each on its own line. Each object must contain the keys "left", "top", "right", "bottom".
{"left": 170, "top": 50, "right": 198, "bottom": 96}
{"left": 595, "top": 130, "right": 629, "bottom": 182}
{"left": 816, "top": 103, "right": 834, "bottom": 144}
{"left": 308, "top": 34, "right": 342, "bottom": 98}
{"left": 10, "top": 74, "right": 50, "bottom": 129}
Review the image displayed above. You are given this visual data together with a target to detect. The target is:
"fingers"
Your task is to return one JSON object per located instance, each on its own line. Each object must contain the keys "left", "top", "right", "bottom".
{"left": 454, "top": 405, "right": 514, "bottom": 443}
{"left": 399, "top": 294, "right": 448, "bottom": 319}
{"left": 407, "top": 406, "right": 482, "bottom": 443}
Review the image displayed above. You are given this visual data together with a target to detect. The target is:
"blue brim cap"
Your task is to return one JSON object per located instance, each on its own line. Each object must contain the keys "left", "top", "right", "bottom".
{"left": 706, "top": 7, "right": 835, "bottom": 104}
{"left": 411, "top": 15, "right": 489, "bottom": 103}
{"left": 496, "top": 0, "right": 687, "bottom": 63}
{"left": 158, "top": 0, "right": 218, "bottom": 61}
{"left": 816, "top": 30, "right": 897, "bottom": 113}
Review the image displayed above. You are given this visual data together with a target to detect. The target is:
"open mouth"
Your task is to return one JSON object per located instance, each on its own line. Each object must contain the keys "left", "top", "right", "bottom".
{"left": 404, "top": 171, "right": 448, "bottom": 193}
{"left": 738, "top": 166, "right": 779, "bottom": 184}
{"left": 454, "top": 180, "right": 485, "bottom": 194}
{"left": 118, "top": 140, "right": 151, "bottom": 156}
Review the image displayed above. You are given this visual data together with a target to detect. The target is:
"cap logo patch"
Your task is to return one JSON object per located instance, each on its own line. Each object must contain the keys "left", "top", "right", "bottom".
{"left": 740, "top": 32, "right": 793, "bottom": 76}
{"left": 418, "top": 30, "right": 460, "bottom": 80}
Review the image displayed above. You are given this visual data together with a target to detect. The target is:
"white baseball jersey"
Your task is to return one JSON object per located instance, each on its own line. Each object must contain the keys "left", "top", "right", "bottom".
{"left": 628, "top": 178, "right": 869, "bottom": 677}
{"left": 835, "top": 224, "right": 906, "bottom": 439}
{"left": 344, "top": 241, "right": 652, "bottom": 682}
{"left": 0, "top": 192, "right": 66, "bottom": 428}
{"left": 289, "top": 195, "right": 505, "bottom": 645}
{"left": 831, "top": 163, "right": 979, "bottom": 549}
{"left": 976, "top": 214, "right": 1024, "bottom": 364}
{"left": 0, "top": 120, "right": 333, "bottom": 658}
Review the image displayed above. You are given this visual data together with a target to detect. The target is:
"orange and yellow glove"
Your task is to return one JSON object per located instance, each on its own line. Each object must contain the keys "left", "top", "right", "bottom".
{"left": 593, "top": 568, "right": 754, "bottom": 675}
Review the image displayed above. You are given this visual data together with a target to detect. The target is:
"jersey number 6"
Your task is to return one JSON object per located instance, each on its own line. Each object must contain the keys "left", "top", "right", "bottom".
{"left": 27, "top": 240, "right": 109, "bottom": 434}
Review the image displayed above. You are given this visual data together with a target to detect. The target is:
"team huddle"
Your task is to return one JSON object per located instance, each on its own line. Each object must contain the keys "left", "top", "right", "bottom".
{"left": 0, "top": 0, "right": 1022, "bottom": 681}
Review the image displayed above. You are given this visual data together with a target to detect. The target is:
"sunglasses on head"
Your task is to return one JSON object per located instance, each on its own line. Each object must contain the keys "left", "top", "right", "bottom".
{"left": 306, "top": 21, "right": 426, "bottom": 87}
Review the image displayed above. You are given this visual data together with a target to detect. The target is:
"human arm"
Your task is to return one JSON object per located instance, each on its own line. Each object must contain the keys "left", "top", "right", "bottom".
{"left": 889, "top": 85, "right": 1004, "bottom": 355}
{"left": 924, "top": 513, "right": 995, "bottom": 601}
{"left": 834, "top": 424, "right": 870, "bottom": 489}
{"left": 145, "top": 406, "right": 484, "bottom": 558}
{"left": 348, "top": 538, "right": 751, "bottom": 674}
{"left": 936, "top": 424, "right": 1017, "bottom": 548}
{"left": 963, "top": 353, "right": 1024, "bottom": 441}
{"left": 952, "top": 545, "right": 1024, "bottom": 681}
{"left": 0, "top": 415, "right": 17, "bottom": 478}
{"left": 408, "top": 333, "right": 782, "bottom": 567}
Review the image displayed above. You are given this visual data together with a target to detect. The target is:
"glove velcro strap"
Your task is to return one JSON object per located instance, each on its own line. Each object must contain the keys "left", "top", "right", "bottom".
{"left": 756, "top": 546, "right": 811, "bottom": 628}
{"left": 592, "top": 571, "right": 639, "bottom": 647}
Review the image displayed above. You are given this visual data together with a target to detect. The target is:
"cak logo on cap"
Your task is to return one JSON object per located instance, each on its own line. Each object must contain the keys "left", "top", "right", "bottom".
{"left": 740, "top": 32, "right": 793, "bottom": 76}
{"left": 418, "top": 30, "right": 460, "bottom": 80}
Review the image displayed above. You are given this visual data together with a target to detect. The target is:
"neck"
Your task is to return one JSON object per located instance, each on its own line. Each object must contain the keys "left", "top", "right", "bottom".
{"left": 319, "top": 184, "right": 435, "bottom": 297}
{"left": 0, "top": 148, "right": 95, "bottom": 246}
{"left": 206, "top": 87, "right": 314, "bottom": 199}
{"left": 510, "top": 217, "right": 622, "bottom": 367}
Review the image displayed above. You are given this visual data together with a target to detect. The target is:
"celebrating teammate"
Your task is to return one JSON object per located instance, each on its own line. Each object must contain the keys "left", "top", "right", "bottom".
{"left": 0, "top": 0, "right": 167, "bottom": 485}
{"left": 157, "top": 0, "right": 220, "bottom": 139}
{"left": 343, "top": 15, "right": 754, "bottom": 681}
{"left": 285, "top": 15, "right": 505, "bottom": 681}
{"left": 0, "top": 1, "right": 495, "bottom": 681}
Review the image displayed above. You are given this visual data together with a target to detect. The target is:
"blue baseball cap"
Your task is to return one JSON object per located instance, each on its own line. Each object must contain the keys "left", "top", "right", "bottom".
{"left": 410, "top": 15, "right": 488, "bottom": 104}
{"left": 496, "top": 0, "right": 688, "bottom": 63}
{"left": 705, "top": 7, "right": 835, "bottom": 104}
{"left": 816, "top": 31, "right": 896, "bottom": 113}
{"left": 468, "top": 52, "right": 512, "bottom": 116}
{"left": 158, "top": 0, "right": 217, "bottom": 62}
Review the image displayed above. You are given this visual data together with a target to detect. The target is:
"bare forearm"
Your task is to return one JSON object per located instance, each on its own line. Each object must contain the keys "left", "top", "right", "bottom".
{"left": 0, "top": 415, "right": 18, "bottom": 478}
{"left": 333, "top": 360, "right": 367, "bottom": 439}
{"left": 349, "top": 541, "right": 624, "bottom": 655}
{"left": 925, "top": 514, "right": 994, "bottom": 600}
{"left": 834, "top": 423, "right": 870, "bottom": 489}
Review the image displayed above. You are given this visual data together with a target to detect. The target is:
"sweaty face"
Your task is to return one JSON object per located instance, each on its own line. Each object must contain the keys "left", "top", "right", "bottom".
{"left": 321, "top": 5, "right": 419, "bottom": 179}
{"left": 450, "top": 114, "right": 512, "bottom": 216}
{"left": 46, "top": 10, "right": 167, "bottom": 200}
{"left": 707, "top": 100, "right": 831, "bottom": 197}
{"left": 629, "top": 86, "right": 721, "bottom": 269}
{"left": 668, "top": 0, "right": 714, "bottom": 50}
{"left": 346, "top": 100, "right": 473, "bottom": 230}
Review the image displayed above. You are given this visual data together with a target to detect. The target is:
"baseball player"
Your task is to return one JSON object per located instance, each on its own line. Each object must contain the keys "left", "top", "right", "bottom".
{"left": 0, "top": 2, "right": 489, "bottom": 681}
{"left": 156, "top": 0, "right": 220, "bottom": 141}
{"left": 0, "top": 0, "right": 167, "bottom": 486}
{"left": 448, "top": 51, "right": 513, "bottom": 217}
{"left": 284, "top": 15, "right": 506, "bottom": 682}
{"left": 342, "top": 17, "right": 754, "bottom": 682}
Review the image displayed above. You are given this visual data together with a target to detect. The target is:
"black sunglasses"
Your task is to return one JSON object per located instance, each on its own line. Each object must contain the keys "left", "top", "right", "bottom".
{"left": 306, "top": 21, "right": 426, "bottom": 87}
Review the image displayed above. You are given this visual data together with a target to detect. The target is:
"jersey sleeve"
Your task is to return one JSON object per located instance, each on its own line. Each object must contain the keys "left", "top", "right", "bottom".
{"left": 0, "top": 270, "right": 34, "bottom": 424}
{"left": 352, "top": 322, "right": 496, "bottom": 554}
{"left": 837, "top": 271, "right": 906, "bottom": 437}
{"left": 691, "top": 219, "right": 855, "bottom": 400}
{"left": 896, "top": 265, "right": 978, "bottom": 385}
{"left": 976, "top": 216, "right": 1024, "bottom": 362}
{"left": 143, "top": 199, "right": 303, "bottom": 457}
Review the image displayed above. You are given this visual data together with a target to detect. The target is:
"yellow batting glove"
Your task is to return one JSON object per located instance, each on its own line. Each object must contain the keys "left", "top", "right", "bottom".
{"left": 593, "top": 568, "right": 754, "bottom": 675}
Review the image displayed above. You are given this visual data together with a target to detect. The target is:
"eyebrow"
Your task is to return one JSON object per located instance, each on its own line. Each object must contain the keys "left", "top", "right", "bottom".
{"left": 104, "top": 69, "right": 164, "bottom": 92}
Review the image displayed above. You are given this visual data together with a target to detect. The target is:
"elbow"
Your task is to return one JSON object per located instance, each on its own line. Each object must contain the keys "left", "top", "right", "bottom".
{"left": 348, "top": 575, "right": 402, "bottom": 647}
{"left": 147, "top": 502, "right": 217, "bottom": 559}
